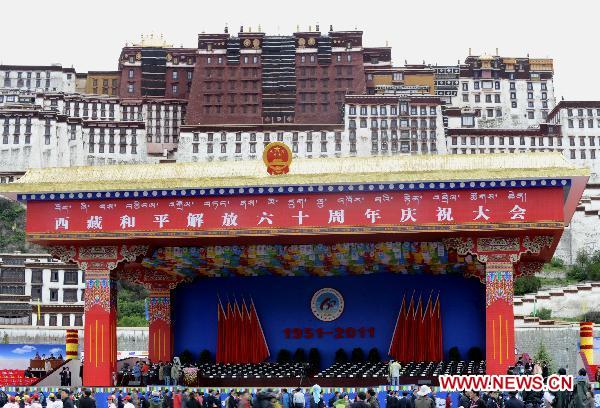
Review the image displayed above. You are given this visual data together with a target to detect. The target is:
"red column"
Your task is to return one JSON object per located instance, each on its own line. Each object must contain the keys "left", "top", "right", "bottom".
{"left": 485, "top": 261, "right": 515, "bottom": 375}
{"left": 83, "top": 270, "right": 117, "bottom": 386}
{"left": 148, "top": 289, "right": 172, "bottom": 363}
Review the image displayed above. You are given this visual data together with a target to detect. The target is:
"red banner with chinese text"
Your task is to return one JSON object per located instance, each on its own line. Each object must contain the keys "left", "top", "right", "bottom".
{"left": 26, "top": 187, "right": 563, "bottom": 237}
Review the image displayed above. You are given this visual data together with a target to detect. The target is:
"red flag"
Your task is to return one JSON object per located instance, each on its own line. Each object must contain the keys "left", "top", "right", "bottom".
{"left": 225, "top": 301, "right": 234, "bottom": 363}
{"left": 234, "top": 299, "right": 243, "bottom": 363}
{"left": 388, "top": 295, "right": 405, "bottom": 361}
{"left": 414, "top": 295, "right": 423, "bottom": 361}
{"left": 216, "top": 297, "right": 226, "bottom": 363}
{"left": 242, "top": 299, "right": 251, "bottom": 363}
{"left": 248, "top": 300, "right": 258, "bottom": 363}
{"left": 250, "top": 298, "right": 270, "bottom": 363}
{"left": 422, "top": 292, "right": 433, "bottom": 361}
{"left": 434, "top": 292, "right": 443, "bottom": 361}
{"left": 405, "top": 294, "right": 415, "bottom": 362}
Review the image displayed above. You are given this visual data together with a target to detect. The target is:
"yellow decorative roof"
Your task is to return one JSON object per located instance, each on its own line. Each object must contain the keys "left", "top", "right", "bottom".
{"left": 133, "top": 34, "right": 173, "bottom": 48}
{"left": 479, "top": 54, "right": 495, "bottom": 61}
{"left": 0, "top": 153, "right": 589, "bottom": 194}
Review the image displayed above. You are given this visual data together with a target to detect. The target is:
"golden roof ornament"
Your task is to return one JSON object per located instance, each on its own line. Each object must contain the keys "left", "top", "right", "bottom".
{"left": 136, "top": 33, "right": 172, "bottom": 48}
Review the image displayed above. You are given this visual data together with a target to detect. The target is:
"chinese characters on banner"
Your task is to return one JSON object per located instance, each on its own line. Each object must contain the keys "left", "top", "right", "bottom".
{"left": 27, "top": 187, "right": 563, "bottom": 235}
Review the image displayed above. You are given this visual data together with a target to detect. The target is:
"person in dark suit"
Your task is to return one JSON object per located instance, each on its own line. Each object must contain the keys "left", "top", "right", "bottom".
{"left": 78, "top": 390, "right": 96, "bottom": 408}
{"left": 387, "top": 392, "right": 400, "bottom": 408}
{"left": 187, "top": 393, "right": 202, "bottom": 408}
{"left": 61, "top": 390, "right": 74, "bottom": 408}
{"left": 65, "top": 368, "right": 72, "bottom": 386}
{"left": 60, "top": 368, "right": 69, "bottom": 386}
{"left": 349, "top": 393, "right": 370, "bottom": 408}
{"left": 398, "top": 392, "right": 410, "bottom": 408}
{"left": 458, "top": 392, "right": 470, "bottom": 408}
{"left": 504, "top": 393, "right": 523, "bottom": 408}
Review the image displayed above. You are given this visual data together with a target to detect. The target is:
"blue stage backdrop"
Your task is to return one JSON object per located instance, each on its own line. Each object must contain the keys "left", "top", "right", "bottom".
{"left": 173, "top": 273, "right": 485, "bottom": 367}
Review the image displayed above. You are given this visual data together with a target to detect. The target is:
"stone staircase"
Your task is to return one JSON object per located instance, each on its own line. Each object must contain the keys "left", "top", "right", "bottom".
{"left": 555, "top": 185, "right": 600, "bottom": 263}
{"left": 514, "top": 281, "right": 600, "bottom": 324}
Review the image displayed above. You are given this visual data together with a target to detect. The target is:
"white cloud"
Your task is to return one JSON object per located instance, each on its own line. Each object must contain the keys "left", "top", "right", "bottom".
{"left": 12, "top": 345, "right": 36, "bottom": 355}
{"left": 49, "top": 348, "right": 63, "bottom": 354}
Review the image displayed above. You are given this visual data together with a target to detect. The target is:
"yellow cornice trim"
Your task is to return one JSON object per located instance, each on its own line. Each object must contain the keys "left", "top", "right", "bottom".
{"left": 0, "top": 153, "right": 589, "bottom": 194}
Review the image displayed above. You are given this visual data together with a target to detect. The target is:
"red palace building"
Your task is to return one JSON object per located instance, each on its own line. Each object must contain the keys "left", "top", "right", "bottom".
{"left": 0, "top": 152, "right": 587, "bottom": 386}
{"left": 118, "top": 27, "right": 389, "bottom": 125}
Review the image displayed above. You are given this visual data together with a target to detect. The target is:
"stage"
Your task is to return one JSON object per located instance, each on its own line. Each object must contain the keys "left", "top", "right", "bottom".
{"left": 172, "top": 267, "right": 485, "bottom": 368}
{"left": 0, "top": 152, "right": 588, "bottom": 386}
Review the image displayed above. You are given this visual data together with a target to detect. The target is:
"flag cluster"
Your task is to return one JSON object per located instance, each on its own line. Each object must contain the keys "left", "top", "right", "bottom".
{"left": 388, "top": 292, "right": 443, "bottom": 363}
{"left": 216, "top": 297, "right": 270, "bottom": 364}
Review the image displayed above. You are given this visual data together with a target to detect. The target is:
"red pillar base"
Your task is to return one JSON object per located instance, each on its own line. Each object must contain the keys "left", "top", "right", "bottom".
{"left": 148, "top": 290, "right": 173, "bottom": 363}
{"left": 83, "top": 275, "right": 117, "bottom": 386}
{"left": 486, "top": 261, "right": 515, "bottom": 375}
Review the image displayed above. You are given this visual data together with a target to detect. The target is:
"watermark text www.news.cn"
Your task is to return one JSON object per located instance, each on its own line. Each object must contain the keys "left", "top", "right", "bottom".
{"left": 439, "top": 375, "right": 574, "bottom": 392}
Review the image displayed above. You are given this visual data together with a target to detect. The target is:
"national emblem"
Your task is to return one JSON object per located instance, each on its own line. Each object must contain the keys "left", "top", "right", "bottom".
{"left": 263, "top": 142, "right": 293, "bottom": 175}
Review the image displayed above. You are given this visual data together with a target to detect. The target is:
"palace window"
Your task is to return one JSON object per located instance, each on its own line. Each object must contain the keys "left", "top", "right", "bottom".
{"left": 50, "top": 289, "right": 58, "bottom": 302}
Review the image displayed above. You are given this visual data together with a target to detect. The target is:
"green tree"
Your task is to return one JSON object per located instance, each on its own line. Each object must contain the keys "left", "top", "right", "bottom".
{"left": 0, "top": 198, "right": 43, "bottom": 253}
{"left": 530, "top": 307, "right": 552, "bottom": 320}
{"left": 118, "top": 315, "right": 148, "bottom": 327}
{"left": 534, "top": 341, "right": 554, "bottom": 373}
{"left": 550, "top": 257, "right": 564, "bottom": 268}
{"left": 568, "top": 249, "right": 600, "bottom": 281}
{"left": 117, "top": 281, "right": 149, "bottom": 327}
{"left": 582, "top": 310, "right": 600, "bottom": 324}
{"left": 514, "top": 275, "right": 541, "bottom": 295}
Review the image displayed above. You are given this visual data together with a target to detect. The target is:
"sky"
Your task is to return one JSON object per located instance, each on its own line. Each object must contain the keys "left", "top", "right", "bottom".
{"left": 0, "top": 0, "right": 598, "bottom": 100}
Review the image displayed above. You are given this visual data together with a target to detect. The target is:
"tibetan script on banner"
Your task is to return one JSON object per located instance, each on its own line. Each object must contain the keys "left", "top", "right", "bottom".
{"left": 27, "top": 187, "right": 563, "bottom": 236}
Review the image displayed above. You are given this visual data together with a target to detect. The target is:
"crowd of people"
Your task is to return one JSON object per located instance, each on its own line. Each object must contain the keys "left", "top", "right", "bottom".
{"left": 122, "top": 358, "right": 183, "bottom": 387}
{"left": 33, "top": 353, "right": 64, "bottom": 361}
{"left": 0, "top": 389, "right": 92, "bottom": 408}
{"left": 0, "top": 368, "right": 596, "bottom": 408}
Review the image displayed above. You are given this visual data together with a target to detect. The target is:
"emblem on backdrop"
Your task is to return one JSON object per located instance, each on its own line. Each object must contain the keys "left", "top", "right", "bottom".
{"left": 263, "top": 142, "right": 292, "bottom": 175}
{"left": 311, "top": 288, "right": 344, "bottom": 322}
